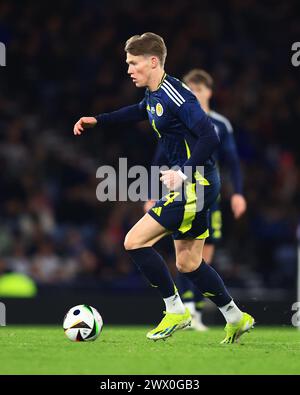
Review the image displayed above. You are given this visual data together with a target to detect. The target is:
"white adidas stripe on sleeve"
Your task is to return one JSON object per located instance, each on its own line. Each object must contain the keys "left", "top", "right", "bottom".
{"left": 164, "top": 80, "right": 186, "bottom": 103}
{"left": 161, "top": 85, "right": 183, "bottom": 107}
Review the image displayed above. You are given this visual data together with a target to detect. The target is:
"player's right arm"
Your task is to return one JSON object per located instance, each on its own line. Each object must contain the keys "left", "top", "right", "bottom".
{"left": 73, "top": 99, "right": 148, "bottom": 135}
{"left": 144, "top": 143, "right": 169, "bottom": 213}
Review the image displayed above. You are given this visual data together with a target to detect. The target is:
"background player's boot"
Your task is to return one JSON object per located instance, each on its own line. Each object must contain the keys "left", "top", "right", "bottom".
{"left": 186, "top": 313, "right": 209, "bottom": 331}
{"left": 147, "top": 307, "right": 191, "bottom": 341}
{"left": 191, "top": 310, "right": 208, "bottom": 331}
{"left": 220, "top": 312, "right": 255, "bottom": 344}
{"left": 191, "top": 319, "right": 209, "bottom": 331}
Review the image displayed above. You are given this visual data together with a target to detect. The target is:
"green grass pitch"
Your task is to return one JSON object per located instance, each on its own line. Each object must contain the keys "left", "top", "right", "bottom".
{"left": 1, "top": 326, "right": 300, "bottom": 375}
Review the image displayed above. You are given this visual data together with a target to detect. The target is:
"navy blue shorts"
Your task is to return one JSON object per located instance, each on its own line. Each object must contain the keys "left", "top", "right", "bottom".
{"left": 148, "top": 169, "right": 220, "bottom": 240}
{"left": 205, "top": 195, "right": 222, "bottom": 245}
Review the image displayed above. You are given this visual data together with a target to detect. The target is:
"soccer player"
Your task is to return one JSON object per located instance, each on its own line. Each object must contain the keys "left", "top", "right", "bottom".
{"left": 73, "top": 33, "right": 254, "bottom": 343}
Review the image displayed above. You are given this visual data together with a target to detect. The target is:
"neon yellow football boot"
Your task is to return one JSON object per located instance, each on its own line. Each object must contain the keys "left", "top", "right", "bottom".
{"left": 220, "top": 312, "right": 255, "bottom": 344}
{"left": 147, "top": 308, "right": 192, "bottom": 341}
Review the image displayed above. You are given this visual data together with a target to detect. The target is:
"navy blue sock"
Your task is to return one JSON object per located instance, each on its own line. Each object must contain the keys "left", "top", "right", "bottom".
{"left": 127, "top": 247, "right": 176, "bottom": 298}
{"left": 182, "top": 260, "right": 232, "bottom": 307}
{"left": 176, "top": 271, "right": 195, "bottom": 303}
{"left": 194, "top": 289, "right": 205, "bottom": 312}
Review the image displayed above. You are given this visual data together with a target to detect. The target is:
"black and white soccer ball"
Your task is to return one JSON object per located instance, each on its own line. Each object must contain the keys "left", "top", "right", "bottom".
{"left": 63, "top": 304, "right": 103, "bottom": 342}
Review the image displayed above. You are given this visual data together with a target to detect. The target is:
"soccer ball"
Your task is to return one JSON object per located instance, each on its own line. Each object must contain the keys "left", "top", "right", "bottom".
{"left": 63, "top": 304, "right": 103, "bottom": 342}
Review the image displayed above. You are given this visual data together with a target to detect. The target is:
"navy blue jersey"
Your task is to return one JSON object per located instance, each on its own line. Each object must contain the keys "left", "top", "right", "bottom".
{"left": 142, "top": 74, "right": 218, "bottom": 173}
{"left": 150, "top": 108, "right": 243, "bottom": 194}
{"left": 97, "top": 74, "right": 220, "bottom": 180}
{"left": 209, "top": 111, "right": 243, "bottom": 194}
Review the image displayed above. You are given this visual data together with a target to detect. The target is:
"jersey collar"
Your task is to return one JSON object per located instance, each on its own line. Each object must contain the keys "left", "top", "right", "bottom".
{"left": 157, "top": 72, "right": 167, "bottom": 89}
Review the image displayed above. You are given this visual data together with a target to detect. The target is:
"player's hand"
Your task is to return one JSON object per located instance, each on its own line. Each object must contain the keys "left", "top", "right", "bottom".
{"left": 160, "top": 170, "right": 184, "bottom": 190}
{"left": 143, "top": 200, "right": 156, "bottom": 213}
{"left": 231, "top": 194, "right": 247, "bottom": 219}
{"left": 73, "top": 117, "right": 97, "bottom": 135}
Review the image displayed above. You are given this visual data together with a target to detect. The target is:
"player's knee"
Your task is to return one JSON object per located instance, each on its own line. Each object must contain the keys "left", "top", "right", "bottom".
{"left": 176, "top": 253, "right": 192, "bottom": 272}
{"left": 176, "top": 258, "right": 187, "bottom": 273}
{"left": 176, "top": 252, "right": 201, "bottom": 273}
{"left": 124, "top": 234, "right": 135, "bottom": 250}
{"left": 124, "top": 233, "right": 143, "bottom": 250}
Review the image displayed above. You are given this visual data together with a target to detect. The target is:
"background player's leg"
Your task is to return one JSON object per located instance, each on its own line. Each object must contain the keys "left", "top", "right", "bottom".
{"left": 174, "top": 239, "right": 243, "bottom": 325}
{"left": 203, "top": 244, "right": 215, "bottom": 264}
{"left": 124, "top": 213, "right": 185, "bottom": 314}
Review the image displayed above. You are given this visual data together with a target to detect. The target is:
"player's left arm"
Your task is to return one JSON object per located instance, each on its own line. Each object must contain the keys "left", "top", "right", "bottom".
{"left": 146, "top": 143, "right": 170, "bottom": 211}
{"left": 220, "top": 123, "right": 247, "bottom": 219}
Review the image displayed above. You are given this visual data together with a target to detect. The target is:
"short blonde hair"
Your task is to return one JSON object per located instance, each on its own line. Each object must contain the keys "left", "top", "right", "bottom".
{"left": 125, "top": 32, "right": 167, "bottom": 66}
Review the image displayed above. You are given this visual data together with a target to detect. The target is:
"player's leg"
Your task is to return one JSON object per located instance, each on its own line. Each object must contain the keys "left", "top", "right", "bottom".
{"left": 175, "top": 243, "right": 214, "bottom": 331}
{"left": 174, "top": 238, "right": 254, "bottom": 343}
{"left": 124, "top": 213, "right": 191, "bottom": 340}
{"left": 174, "top": 198, "right": 219, "bottom": 331}
{"left": 191, "top": 243, "right": 215, "bottom": 330}
{"left": 124, "top": 212, "right": 180, "bottom": 304}
{"left": 175, "top": 269, "right": 197, "bottom": 321}
{"left": 193, "top": 203, "right": 222, "bottom": 328}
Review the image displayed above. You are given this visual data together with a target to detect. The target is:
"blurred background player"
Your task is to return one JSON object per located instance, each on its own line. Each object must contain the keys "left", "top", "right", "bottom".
{"left": 145, "top": 69, "right": 247, "bottom": 330}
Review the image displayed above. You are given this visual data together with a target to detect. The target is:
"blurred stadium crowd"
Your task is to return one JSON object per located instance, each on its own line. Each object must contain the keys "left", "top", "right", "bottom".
{"left": 0, "top": 0, "right": 299, "bottom": 292}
